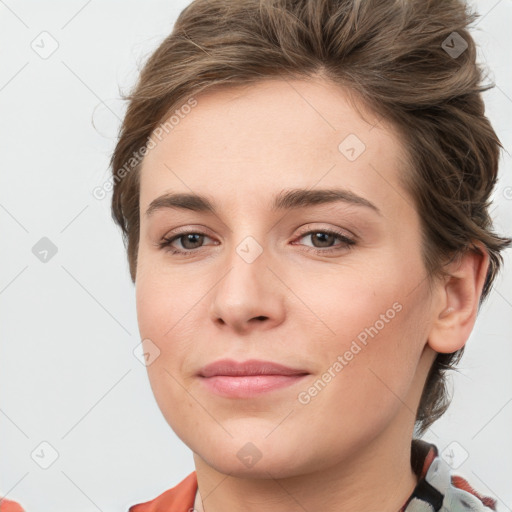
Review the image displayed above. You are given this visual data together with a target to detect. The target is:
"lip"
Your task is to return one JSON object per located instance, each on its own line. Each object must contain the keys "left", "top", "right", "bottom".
{"left": 199, "top": 358, "right": 308, "bottom": 377}
{"left": 198, "top": 359, "right": 309, "bottom": 398}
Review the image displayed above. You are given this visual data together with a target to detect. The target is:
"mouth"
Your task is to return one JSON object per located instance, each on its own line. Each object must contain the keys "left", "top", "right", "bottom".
{"left": 198, "top": 358, "right": 310, "bottom": 398}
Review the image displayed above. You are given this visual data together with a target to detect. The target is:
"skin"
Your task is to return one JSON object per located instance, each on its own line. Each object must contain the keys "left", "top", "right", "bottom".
{"left": 135, "top": 76, "right": 489, "bottom": 512}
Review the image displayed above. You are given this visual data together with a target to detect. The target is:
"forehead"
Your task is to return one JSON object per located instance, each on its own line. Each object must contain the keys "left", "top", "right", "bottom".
{"left": 139, "top": 77, "right": 412, "bottom": 217}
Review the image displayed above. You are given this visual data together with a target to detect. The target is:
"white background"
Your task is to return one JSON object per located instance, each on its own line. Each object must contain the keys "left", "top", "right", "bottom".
{"left": 1, "top": 1, "right": 511, "bottom": 511}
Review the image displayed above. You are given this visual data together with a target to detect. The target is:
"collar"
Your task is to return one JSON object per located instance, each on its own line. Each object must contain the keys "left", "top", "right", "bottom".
{"left": 399, "top": 439, "right": 498, "bottom": 512}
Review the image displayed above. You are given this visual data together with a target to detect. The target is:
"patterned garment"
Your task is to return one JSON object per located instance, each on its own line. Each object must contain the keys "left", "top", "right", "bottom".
{"left": 400, "top": 439, "right": 498, "bottom": 512}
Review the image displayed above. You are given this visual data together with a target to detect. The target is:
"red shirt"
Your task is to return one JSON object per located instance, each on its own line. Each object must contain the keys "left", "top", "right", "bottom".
{"left": 0, "top": 498, "right": 25, "bottom": 512}
{"left": 128, "top": 471, "right": 197, "bottom": 512}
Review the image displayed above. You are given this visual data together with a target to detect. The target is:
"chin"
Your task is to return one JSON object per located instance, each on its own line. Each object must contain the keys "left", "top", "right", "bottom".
{"left": 197, "top": 449, "right": 309, "bottom": 480}
{"left": 189, "top": 431, "right": 316, "bottom": 479}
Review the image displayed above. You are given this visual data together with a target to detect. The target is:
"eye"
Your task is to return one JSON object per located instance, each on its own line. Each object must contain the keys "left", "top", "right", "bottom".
{"left": 158, "top": 231, "right": 217, "bottom": 256}
{"left": 292, "top": 228, "right": 355, "bottom": 255}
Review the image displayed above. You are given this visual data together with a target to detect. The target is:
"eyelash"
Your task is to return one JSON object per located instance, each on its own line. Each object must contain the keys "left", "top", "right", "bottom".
{"left": 157, "top": 228, "right": 356, "bottom": 257}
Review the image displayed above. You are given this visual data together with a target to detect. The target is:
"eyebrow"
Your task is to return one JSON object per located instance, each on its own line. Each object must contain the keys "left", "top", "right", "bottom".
{"left": 145, "top": 188, "right": 382, "bottom": 217}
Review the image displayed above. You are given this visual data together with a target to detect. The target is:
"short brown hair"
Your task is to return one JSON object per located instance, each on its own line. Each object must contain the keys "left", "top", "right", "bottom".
{"left": 110, "top": 0, "right": 511, "bottom": 436}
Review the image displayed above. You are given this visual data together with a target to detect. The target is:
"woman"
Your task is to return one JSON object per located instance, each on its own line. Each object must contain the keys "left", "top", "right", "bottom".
{"left": 111, "top": 0, "right": 511, "bottom": 510}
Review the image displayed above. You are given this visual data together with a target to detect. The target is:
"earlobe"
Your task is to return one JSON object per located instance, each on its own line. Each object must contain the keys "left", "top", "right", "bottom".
{"left": 427, "top": 242, "right": 490, "bottom": 354}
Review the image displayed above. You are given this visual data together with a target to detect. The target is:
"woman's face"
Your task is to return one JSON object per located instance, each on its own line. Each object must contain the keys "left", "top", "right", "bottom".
{"left": 136, "top": 77, "right": 438, "bottom": 477}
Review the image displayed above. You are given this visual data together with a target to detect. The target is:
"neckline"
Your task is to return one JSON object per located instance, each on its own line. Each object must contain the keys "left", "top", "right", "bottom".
{"left": 192, "top": 439, "right": 438, "bottom": 512}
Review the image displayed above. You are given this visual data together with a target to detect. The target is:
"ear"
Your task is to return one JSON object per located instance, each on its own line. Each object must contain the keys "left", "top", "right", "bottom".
{"left": 428, "top": 242, "right": 490, "bottom": 354}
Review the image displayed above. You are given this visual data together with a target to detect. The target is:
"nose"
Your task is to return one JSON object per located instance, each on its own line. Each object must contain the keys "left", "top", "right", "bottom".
{"left": 208, "top": 239, "right": 286, "bottom": 334}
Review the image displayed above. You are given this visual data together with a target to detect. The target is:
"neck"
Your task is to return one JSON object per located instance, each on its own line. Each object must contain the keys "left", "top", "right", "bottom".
{"left": 193, "top": 408, "right": 419, "bottom": 512}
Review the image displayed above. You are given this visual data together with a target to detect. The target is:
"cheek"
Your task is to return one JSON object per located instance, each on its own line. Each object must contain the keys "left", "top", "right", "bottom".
{"left": 294, "top": 260, "right": 428, "bottom": 407}
{"left": 135, "top": 257, "right": 203, "bottom": 342}
{"left": 288, "top": 301, "right": 427, "bottom": 465}
{"left": 135, "top": 264, "right": 209, "bottom": 412}
{"left": 136, "top": 287, "right": 198, "bottom": 443}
